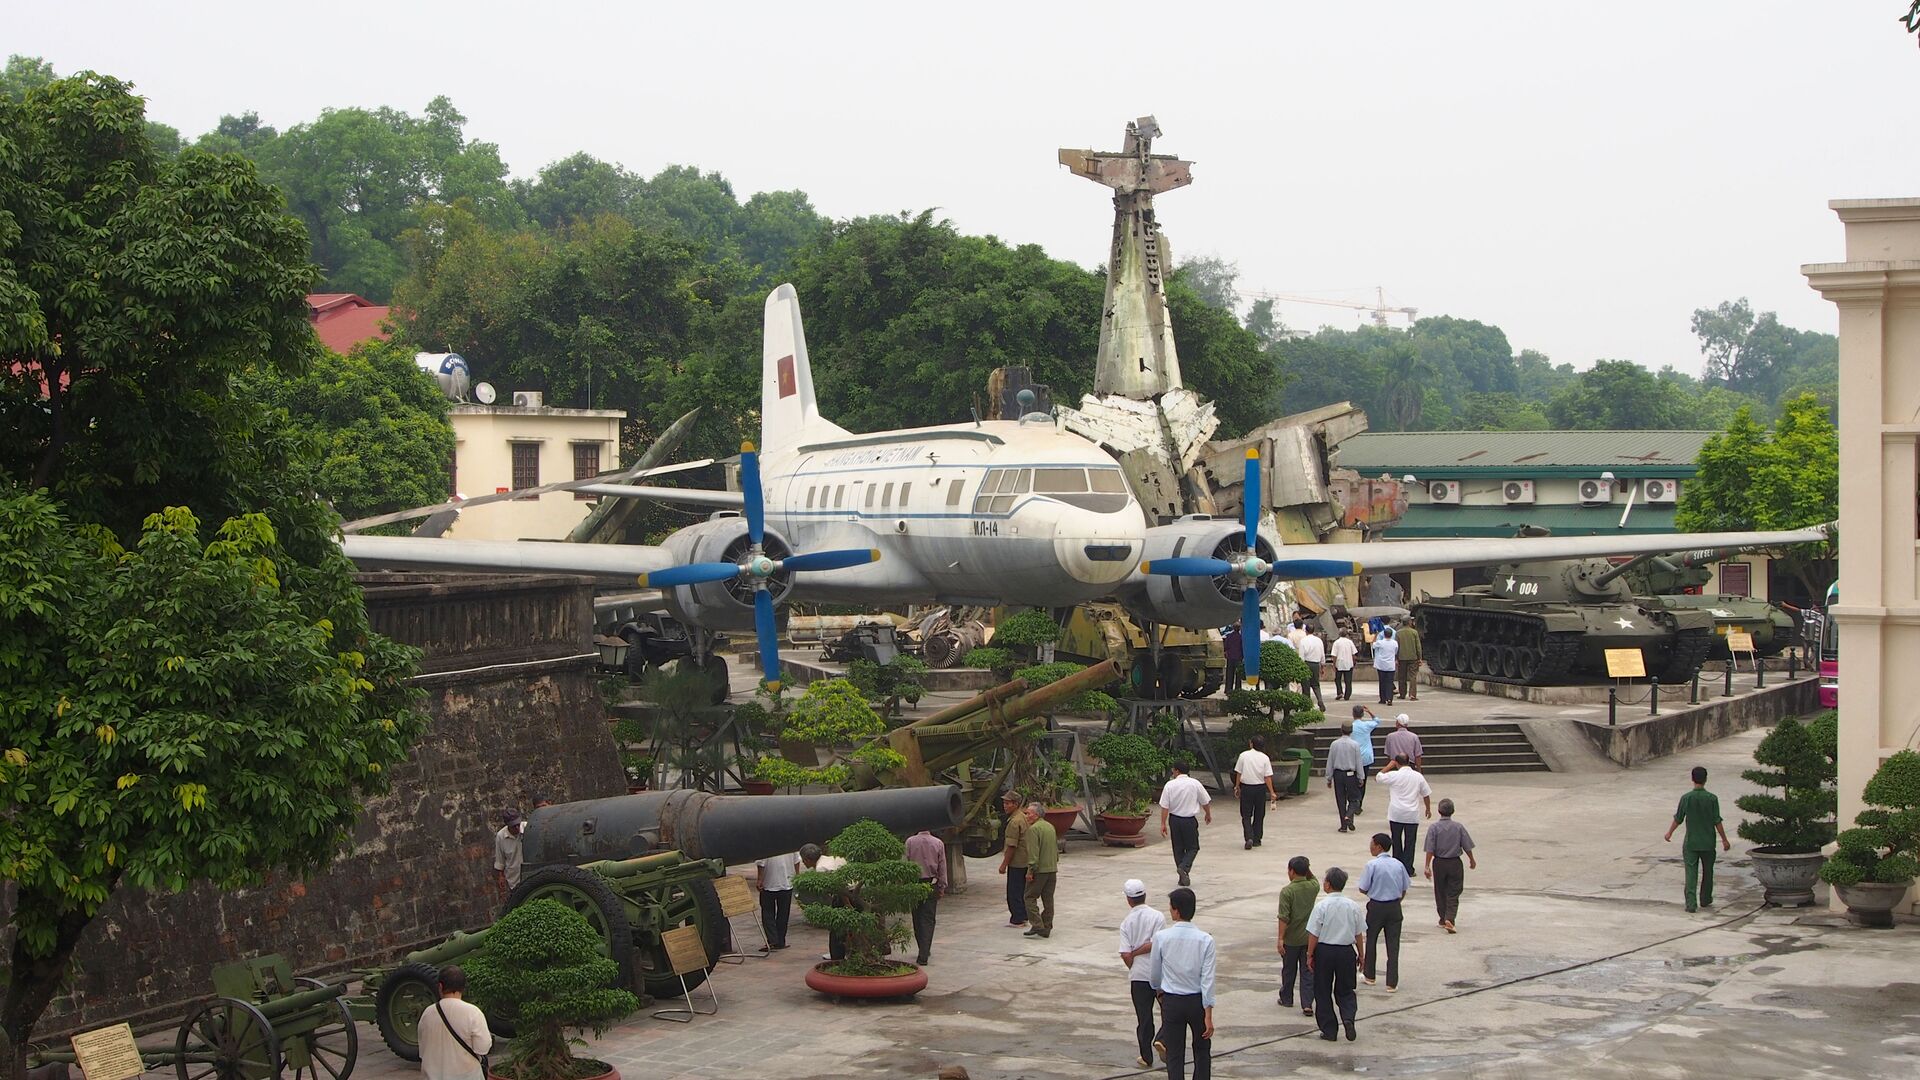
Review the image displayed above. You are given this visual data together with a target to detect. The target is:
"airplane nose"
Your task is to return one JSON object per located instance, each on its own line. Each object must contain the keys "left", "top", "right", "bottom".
{"left": 1054, "top": 508, "right": 1142, "bottom": 585}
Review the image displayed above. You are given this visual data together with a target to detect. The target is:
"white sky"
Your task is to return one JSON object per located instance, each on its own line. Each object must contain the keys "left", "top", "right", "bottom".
{"left": 14, "top": 2, "right": 1918, "bottom": 375}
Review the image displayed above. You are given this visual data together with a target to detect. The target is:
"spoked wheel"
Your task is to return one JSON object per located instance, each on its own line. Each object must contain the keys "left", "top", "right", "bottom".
{"left": 286, "top": 979, "right": 357, "bottom": 1080}
{"left": 176, "top": 997, "right": 280, "bottom": 1080}
{"left": 372, "top": 962, "right": 439, "bottom": 1063}
{"left": 632, "top": 876, "right": 728, "bottom": 998}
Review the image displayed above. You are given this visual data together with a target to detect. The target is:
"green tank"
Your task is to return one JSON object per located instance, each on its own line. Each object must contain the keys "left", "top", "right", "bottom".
{"left": 1615, "top": 551, "right": 1798, "bottom": 657}
{"left": 1413, "top": 542, "right": 1716, "bottom": 686}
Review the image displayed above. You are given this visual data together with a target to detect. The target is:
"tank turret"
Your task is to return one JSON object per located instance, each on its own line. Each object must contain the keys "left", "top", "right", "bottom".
{"left": 1616, "top": 547, "right": 1799, "bottom": 656}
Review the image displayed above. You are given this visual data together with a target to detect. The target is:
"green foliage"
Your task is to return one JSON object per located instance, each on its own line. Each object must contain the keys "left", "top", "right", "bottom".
{"left": 1018, "top": 752, "right": 1081, "bottom": 808}
{"left": 1692, "top": 297, "right": 1838, "bottom": 411}
{"left": 1676, "top": 395, "right": 1837, "bottom": 598}
{"left": 1735, "top": 717, "right": 1836, "bottom": 852}
{"left": 962, "top": 647, "right": 1015, "bottom": 672}
{"left": 464, "top": 899, "right": 639, "bottom": 1080}
{"left": 1015, "top": 662, "right": 1117, "bottom": 715}
{"left": 1259, "top": 641, "right": 1310, "bottom": 688}
{"left": 794, "top": 819, "right": 931, "bottom": 976}
{"left": 846, "top": 655, "right": 928, "bottom": 719}
{"left": 1804, "top": 711, "right": 1839, "bottom": 766}
{"left": 782, "top": 678, "right": 887, "bottom": 745}
{"left": 749, "top": 755, "right": 813, "bottom": 792}
{"left": 1087, "top": 733, "right": 1169, "bottom": 816}
{"left": 994, "top": 608, "right": 1062, "bottom": 650}
{"left": 1820, "top": 750, "right": 1920, "bottom": 887}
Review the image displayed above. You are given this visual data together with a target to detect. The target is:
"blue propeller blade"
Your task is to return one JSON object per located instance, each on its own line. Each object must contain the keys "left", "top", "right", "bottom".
{"left": 782, "top": 548, "right": 881, "bottom": 573}
{"left": 1242, "top": 447, "right": 1262, "bottom": 553}
{"left": 739, "top": 441, "right": 765, "bottom": 545}
{"left": 637, "top": 562, "right": 742, "bottom": 588}
{"left": 1142, "top": 556, "right": 1237, "bottom": 578}
{"left": 1241, "top": 588, "right": 1262, "bottom": 687}
{"left": 754, "top": 587, "right": 781, "bottom": 690}
{"left": 1267, "top": 559, "right": 1364, "bottom": 580}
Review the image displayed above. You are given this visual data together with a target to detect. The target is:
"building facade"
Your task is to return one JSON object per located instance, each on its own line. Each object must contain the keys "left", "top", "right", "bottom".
{"left": 446, "top": 396, "right": 623, "bottom": 541}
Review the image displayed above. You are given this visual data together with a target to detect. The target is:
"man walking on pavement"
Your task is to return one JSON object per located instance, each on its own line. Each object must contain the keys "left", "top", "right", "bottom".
{"left": 1148, "top": 887, "right": 1217, "bottom": 1080}
{"left": 1160, "top": 761, "right": 1213, "bottom": 887}
{"left": 1275, "top": 856, "right": 1319, "bottom": 1016}
{"left": 1372, "top": 626, "right": 1400, "bottom": 706}
{"left": 1297, "top": 628, "right": 1327, "bottom": 709}
{"left": 1664, "top": 765, "right": 1730, "bottom": 912}
{"left": 1384, "top": 714, "right": 1422, "bottom": 770}
{"left": 1306, "top": 867, "right": 1366, "bottom": 1042}
{"left": 1394, "top": 619, "right": 1423, "bottom": 701}
{"left": 1331, "top": 628, "right": 1357, "bottom": 702}
{"left": 1356, "top": 833, "right": 1410, "bottom": 992}
{"left": 1326, "top": 722, "right": 1365, "bottom": 833}
{"left": 1234, "top": 736, "right": 1276, "bottom": 850}
{"left": 997, "top": 790, "right": 1031, "bottom": 928}
{"left": 1349, "top": 706, "right": 1380, "bottom": 815}
{"left": 1022, "top": 802, "right": 1060, "bottom": 937}
{"left": 1423, "top": 799, "right": 1476, "bottom": 932}
{"left": 905, "top": 828, "right": 947, "bottom": 965}
{"left": 1117, "top": 879, "right": 1167, "bottom": 1068}
{"left": 753, "top": 850, "right": 801, "bottom": 949}
{"left": 1373, "top": 754, "right": 1433, "bottom": 872}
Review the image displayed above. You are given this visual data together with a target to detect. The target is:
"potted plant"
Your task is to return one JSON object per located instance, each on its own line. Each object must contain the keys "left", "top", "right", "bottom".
{"left": 847, "top": 655, "right": 929, "bottom": 719}
{"left": 465, "top": 899, "right": 640, "bottom": 1080}
{"left": 1735, "top": 716, "right": 1835, "bottom": 906}
{"left": 782, "top": 677, "right": 889, "bottom": 755}
{"left": 962, "top": 646, "right": 1017, "bottom": 681}
{"left": 994, "top": 608, "right": 1061, "bottom": 664}
{"left": 1087, "top": 732, "right": 1170, "bottom": 838}
{"left": 1818, "top": 748, "right": 1920, "bottom": 927}
{"left": 620, "top": 751, "right": 653, "bottom": 794}
{"left": 749, "top": 755, "right": 814, "bottom": 794}
{"left": 794, "top": 819, "right": 934, "bottom": 999}
{"left": 1025, "top": 751, "right": 1084, "bottom": 837}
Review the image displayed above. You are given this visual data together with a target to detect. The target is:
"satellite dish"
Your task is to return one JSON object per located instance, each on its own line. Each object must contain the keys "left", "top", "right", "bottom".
{"left": 475, "top": 382, "right": 497, "bottom": 405}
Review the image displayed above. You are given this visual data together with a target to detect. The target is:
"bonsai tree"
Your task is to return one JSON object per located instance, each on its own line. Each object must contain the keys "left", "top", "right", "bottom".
{"left": 465, "top": 899, "right": 640, "bottom": 1080}
{"left": 1019, "top": 750, "right": 1081, "bottom": 808}
{"left": 1735, "top": 716, "right": 1836, "bottom": 853}
{"left": 1819, "top": 749, "right": 1920, "bottom": 888}
{"left": 962, "top": 646, "right": 1016, "bottom": 678}
{"left": 794, "top": 819, "right": 933, "bottom": 975}
{"left": 783, "top": 678, "right": 888, "bottom": 747}
{"left": 639, "top": 664, "right": 724, "bottom": 790}
{"left": 1088, "top": 733, "right": 1170, "bottom": 817}
{"left": 750, "top": 755, "right": 814, "bottom": 793}
{"left": 1258, "top": 640, "right": 1310, "bottom": 691}
{"left": 994, "top": 608, "right": 1061, "bottom": 662}
{"left": 1015, "top": 661, "right": 1117, "bottom": 717}
{"left": 846, "top": 655, "right": 929, "bottom": 719}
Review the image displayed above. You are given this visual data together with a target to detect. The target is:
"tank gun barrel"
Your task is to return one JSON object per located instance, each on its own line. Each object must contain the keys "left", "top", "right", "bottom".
{"left": 1590, "top": 553, "right": 1660, "bottom": 589}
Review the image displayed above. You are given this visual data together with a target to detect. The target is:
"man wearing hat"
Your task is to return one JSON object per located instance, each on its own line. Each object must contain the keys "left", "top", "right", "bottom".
{"left": 1116, "top": 878, "right": 1167, "bottom": 1069}
{"left": 492, "top": 809, "right": 526, "bottom": 897}
{"left": 996, "top": 790, "right": 1032, "bottom": 927}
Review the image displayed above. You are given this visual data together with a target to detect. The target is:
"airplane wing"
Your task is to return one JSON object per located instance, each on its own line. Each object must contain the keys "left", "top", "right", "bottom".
{"left": 1278, "top": 524, "right": 1833, "bottom": 578}
{"left": 339, "top": 458, "right": 719, "bottom": 533}
{"left": 575, "top": 483, "right": 745, "bottom": 509}
{"left": 341, "top": 534, "right": 677, "bottom": 583}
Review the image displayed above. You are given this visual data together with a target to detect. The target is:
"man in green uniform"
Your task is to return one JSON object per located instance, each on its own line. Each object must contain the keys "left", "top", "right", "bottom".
{"left": 1022, "top": 802, "right": 1060, "bottom": 939}
{"left": 1275, "top": 856, "right": 1320, "bottom": 1015}
{"left": 1394, "top": 620, "right": 1423, "bottom": 702}
{"left": 1664, "top": 765, "right": 1730, "bottom": 911}
{"left": 997, "top": 790, "right": 1031, "bottom": 927}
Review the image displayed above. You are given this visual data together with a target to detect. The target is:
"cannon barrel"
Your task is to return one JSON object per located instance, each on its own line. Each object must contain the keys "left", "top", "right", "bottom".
{"left": 1590, "top": 552, "right": 1660, "bottom": 589}
{"left": 523, "top": 785, "right": 965, "bottom": 867}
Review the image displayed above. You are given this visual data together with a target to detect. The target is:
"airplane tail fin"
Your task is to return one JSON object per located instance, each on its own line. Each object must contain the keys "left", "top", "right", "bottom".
{"left": 761, "top": 283, "right": 845, "bottom": 453}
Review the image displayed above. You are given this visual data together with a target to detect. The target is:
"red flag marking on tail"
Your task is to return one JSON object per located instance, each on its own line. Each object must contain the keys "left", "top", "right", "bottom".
{"left": 777, "top": 354, "right": 797, "bottom": 399}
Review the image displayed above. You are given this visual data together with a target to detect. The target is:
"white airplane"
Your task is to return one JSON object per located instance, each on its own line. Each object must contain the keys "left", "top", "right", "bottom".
{"left": 342, "top": 284, "right": 1830, "bottom": 688}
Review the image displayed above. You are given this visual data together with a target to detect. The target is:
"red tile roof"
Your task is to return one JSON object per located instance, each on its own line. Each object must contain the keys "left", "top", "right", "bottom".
{"left": 307, "top": 293, "right": 393, "bottom": 354}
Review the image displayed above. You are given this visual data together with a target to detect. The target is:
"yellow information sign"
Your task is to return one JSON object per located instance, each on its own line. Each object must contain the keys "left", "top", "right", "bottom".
{"left": 713, "top": 874, "right": 757, "bottom": 918}
{"left": 661, "top": 923, "right": 710, "bottom": 976}
{"left": 1604, "top": 648, "right": 1647, "bottom": 679}
{"left": 1726, "top": 631, "right": 1757, "bottom": 654}
{"left": 70, "top": 1023, "right": 145, "bottom": 1080}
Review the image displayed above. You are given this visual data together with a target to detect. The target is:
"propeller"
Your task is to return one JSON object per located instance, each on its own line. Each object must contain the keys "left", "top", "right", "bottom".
{"left": 1141, "top": 447, "right": 1362, "bottom": 687}
{"left": 637, "top": 442, "right": 878, "bottom": 690}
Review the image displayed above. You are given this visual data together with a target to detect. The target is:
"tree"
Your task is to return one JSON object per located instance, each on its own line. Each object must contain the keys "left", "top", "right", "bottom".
{"left": 1735, "top": 716, "right": 1836, "bottom": 853}
{"left": 1691, "top": 297, "right": 1838, "bottom": 408}
{"left": 1674, "top": 394, "right": 1838, "bottom": 598}
{"left": 1173, "top": 254, "right": 1240, "bottom": 312}
{"left": 1546, "top": 360, "right": 1693, "bottom": 430}
{"left": 465, "top": 900, "right": 639, "bottom": 1080}
{"left": 1453, "top": 392, "right": 1549, "bottom": 432}
{"left": 1411, "top": 316, "right": 1517, "bottom": 396}
{"left": 1381, "top": 336, "right": 1434, "bottom": 431}
{"left": 512, "top": 151, "right": 646, "bottom": 229}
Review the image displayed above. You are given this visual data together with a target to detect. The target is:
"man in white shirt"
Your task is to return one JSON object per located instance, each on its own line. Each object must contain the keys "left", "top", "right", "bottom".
{"left": 492, "top": 810, "right": 525, "bottom": 898}
{"left": 1296, "top": 630, "right": 1327, "bottom": 709}
{"left": 754, "top": 851, "right": 801, "bottom": 949}
{"left": 1117, "top": 878, "right": 1168, "bottom": 1069}
{"left": 1305, "top": 868, "right": 1366, "bottom": 1043}
{"left": 1148, "top": 887, "right": 1217, "bottom": 1080}
{"left": 1286, "top": 619, "right": 1309, "bottom": 650}
{"left": 1373, "top": 755, "right": 1433, "bottom": 872}
{"left": 1158, "top": 762, "right": 1213, "bottom": 887}
{"left": 418, "top": 965, "right": 492, "bottom": 1080}
{"left": 1233, "top": 736, "right": 1276, "bottom": 850}
{"left": 1330, "top": 629, "right": 1358, "bottom": 702}
{"left": 1371, "top": 627, "right": 1400, "bottom": 705}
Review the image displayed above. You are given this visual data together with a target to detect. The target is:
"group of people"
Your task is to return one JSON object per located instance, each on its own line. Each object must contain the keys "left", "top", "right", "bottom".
{"left": 1229, "top": 616, "right": 1426, "bottom": 710}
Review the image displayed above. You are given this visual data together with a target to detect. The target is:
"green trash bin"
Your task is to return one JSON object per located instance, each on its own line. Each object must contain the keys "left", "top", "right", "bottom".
{"left": 1281, "top": 747, "right": 1314, "bottom": 795}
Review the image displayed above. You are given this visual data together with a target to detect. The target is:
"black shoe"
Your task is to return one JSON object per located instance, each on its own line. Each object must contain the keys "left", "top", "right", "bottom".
{"left": 1245, "top": 841, "right": 1253, "bottom": 850}
{"left": 1344, "top": 1021, "right": 1357, "bottom": 1041}
{"left": 1254, "top": 840, "right": 1262, "bottom": 847}
{"left": 916, "top": 954, "right": 929, "bottom": 965}
{"left": 1178, "top": 872, "right": 1191, "bottom": 887}
{"left": 1023, "top": 927, "right": 1042, "bottom": 936}
{"left": 1319, "top": 1032, "right": 1338, "bottom": 1041}
{"left": 1037, "top": 929, "right": 1050, "bottom": 938}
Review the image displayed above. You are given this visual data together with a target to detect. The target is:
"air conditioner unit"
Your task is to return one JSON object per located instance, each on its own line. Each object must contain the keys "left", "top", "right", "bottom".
{"left": 1501, "top": 480, "right": 1535, "bottom": 505}
{"left": 511, "top": 391, "right": 544, "bottom": 408}
{"left": 1643, "top": 478, "right": 1680, "bottom": 504}
{"left": 1427, "top": 480, "right": 1462, "bottom": 505}
{"left": 1578, "top": 478, "right": 1614, "bottom": 505}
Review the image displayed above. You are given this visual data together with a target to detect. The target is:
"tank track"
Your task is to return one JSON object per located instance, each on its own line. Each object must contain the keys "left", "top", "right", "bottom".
{"left": 1415, "top": 605, "right": 1584, "bottom": 686}
{"left": 1651, "top": 628, "right": 1715, "bottom": 684}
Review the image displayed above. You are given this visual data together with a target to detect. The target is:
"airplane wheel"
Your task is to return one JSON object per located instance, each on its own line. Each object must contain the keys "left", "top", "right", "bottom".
{"left": 1128, "top": 656, "right": 1156, "bottom": 699}
{"left": 1156, "top": 653, "right": 1186, "bottom": 700}
{"left": 700, "top": 654, "right": 729, "bottom": 704}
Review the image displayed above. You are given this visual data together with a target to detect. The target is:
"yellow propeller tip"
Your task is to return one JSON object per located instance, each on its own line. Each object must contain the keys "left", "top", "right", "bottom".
{"left": 1352, "top": 563, "right": 1363, "bottom": 575}
{"left": 868, "top": 549, "right": 881, "bottom": 562}
{"left": 1140, "top": 560, "right": 1153, "bottom": 573}
{"left": 635, "top": 574, "right": 650, "bottom": 587}
{"left": 1245, "top": 447, "right": 1261, "bottom": 460}
{"left": 765, "top": 680, "right": 782, "bottom": 692}
{"left": 741, "top": 440, "right": 756, "bottom": 453}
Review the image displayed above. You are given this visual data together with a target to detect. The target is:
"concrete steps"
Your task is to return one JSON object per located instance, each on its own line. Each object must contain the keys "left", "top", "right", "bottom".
{"left": 1307, "top": 721, "right": 1551, "bottom": 775}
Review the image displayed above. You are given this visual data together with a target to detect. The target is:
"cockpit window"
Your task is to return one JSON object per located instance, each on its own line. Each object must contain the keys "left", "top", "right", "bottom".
{"left": 1034, "top": 468, "right": 1087, "bottom": 493}
{"left": 1089, "top": 468, "right": 1126, "bottom": 493}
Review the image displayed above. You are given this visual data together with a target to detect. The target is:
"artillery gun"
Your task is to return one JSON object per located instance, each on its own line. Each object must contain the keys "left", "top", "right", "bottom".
{"left": 1413, "top": 542, "right": 1716, "bottom": 686}
{"left": 1612, "top": 550, "right": 1799, "bottom": 657}
{"left": 351, "top": 785, "right": 960, "bottom": 1060}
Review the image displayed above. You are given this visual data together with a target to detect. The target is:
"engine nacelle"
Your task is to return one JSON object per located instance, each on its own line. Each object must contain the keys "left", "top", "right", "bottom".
{"left": 1134, "top": 516, "right": 1278, "bottom": 629}
{"left": 657, "top": 514, "right": 793, "bottom": 631}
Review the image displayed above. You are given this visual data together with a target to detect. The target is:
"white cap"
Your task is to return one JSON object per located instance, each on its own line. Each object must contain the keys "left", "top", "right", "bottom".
{"left": 1123, "top": 878, "right": 1147, "bottom": 898}
{"left": 1396, "top": 713, "right": 1411, "bottom": 725}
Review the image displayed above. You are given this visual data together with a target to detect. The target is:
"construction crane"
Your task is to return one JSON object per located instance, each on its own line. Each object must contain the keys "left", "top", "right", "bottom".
{"left": 1245, "top": 286, "right": 1418, "bottom": 328}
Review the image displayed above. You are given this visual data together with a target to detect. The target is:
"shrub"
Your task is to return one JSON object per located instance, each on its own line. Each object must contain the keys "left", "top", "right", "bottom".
{"left": 750, "top": 755, "right": 814, "bottom": 792}
{"left": 1088, "top": 733, "right": 1170, "bottom": 816}
{"left": 1819, "top": 749, "right": 1920, "bottom": 887}
{"left": 962, "top": 646, "right": 1015, "bottom": 672}
{"left": 847, "top": 655, "right": 928, "bottom": 719}
{"left": 1735, "top": 716, "right": 1836, "bottom": 853}
{"left": 794, "top": 819, "right": 932, "bottom": 976}
{"left": 1015, "top": 661, "right": 1117, "bottom": 715}
{"left": 994, "top": 608, "right": 1062, "bottom": 653}
{"left": 1259, "top": 641, "right": 1309, "bottom": 688}
{"left": 782, "top": 678, "right": 887, "bottom": 745}
{"left": 1225, "top": 685, "right": 1314, "bottom": 745}
{"left": 465, "top": 899, "right": 640, "bottom": 1080}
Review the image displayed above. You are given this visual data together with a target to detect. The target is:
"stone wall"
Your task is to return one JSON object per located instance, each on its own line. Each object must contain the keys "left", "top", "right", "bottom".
{"left": 1574, "top": 676, "right": 1822, "bottom": 768}
{"left": 32, "top": 573, "right": 627, "bottom": 1036}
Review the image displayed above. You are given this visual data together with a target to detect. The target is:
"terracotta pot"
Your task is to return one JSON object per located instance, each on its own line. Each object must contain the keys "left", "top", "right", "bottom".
{"left": 489, "top": 1062, "right": 617, "bottom": 1080}
{"left": 1835, "top": 879, "right": 1913, "bottom": 928}
{"left": 804, "top": 961, "right": 928, "bottom": 999}
{"left": 741, "top": 780, "right": 776, "bottom": 796}
{"left": 1043, "top": 806, "right": 1082, "bottom": 837}
{"left": 1097, "top": 812, "right": 1149, "bottom": 838}
{"left": 1748, "top": 847, "right": 1825, "bottom": 907}
{"left": 626, "top": 783, "right": 648, "bottom": 794}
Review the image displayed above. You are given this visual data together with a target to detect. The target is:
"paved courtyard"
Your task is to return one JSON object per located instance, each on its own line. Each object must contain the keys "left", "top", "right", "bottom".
{"left": 337, "top": 719, "right": 1916, "bottom": 1080}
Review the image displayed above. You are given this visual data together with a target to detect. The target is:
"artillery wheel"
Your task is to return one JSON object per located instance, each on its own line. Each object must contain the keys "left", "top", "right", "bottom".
{"left": 287, "top": 979, "right": 356, "bottom": 1080}
{"left": 1179, "top": 669, "right": 1223, "bottom": 700}
{"left": 507, "top": 865, "right": 637, "bottom": 993}
{"left": 960, "top": 832, "right": 1005, "bottom": 859}
{"left": 175, "top": 996, "right": 280, "bottom": 1080}
{"left": 373, "top": 962, "right": 440, "bottom": 1063}
{"left": 634, "top": 875, "right": 729, "bottom": 999}
{"left": 1155, "top": 652, "right": 1187, "bottom": 700}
